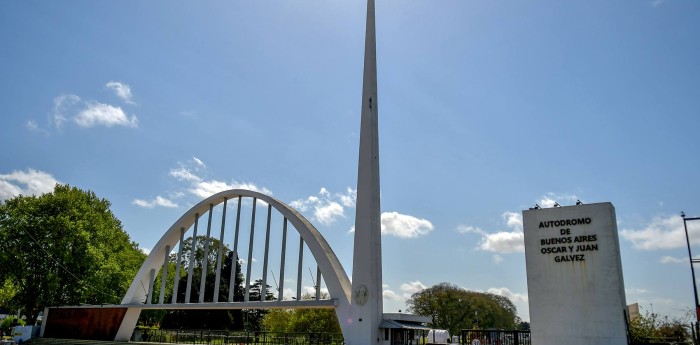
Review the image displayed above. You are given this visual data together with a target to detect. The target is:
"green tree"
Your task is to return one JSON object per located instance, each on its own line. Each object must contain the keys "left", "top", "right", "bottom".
{"left": 0, "top": 185, "right": 146, "bottom": 324}
{"left": 159, "top": 247, "right": 246, "bottom": 330}
{"left": 160, "top": 235, "right": 235, "bottom": 304}
{"left": 263, "top": 309, "right": 294, "bottom": 333}
{"left": 628, "top": 310, "right": 690, "bottom": 344}
{"left": 243, "top": 279, "right": 276, "bottom": 331}
{"left": 1, "top": 315, "right": 24, "bottom": 335}
{"left": 516, "top": 321, "right": 530, "bottom": 331}
{"left": 262, "top": 293, "right": 341, "bottom": 334}
{"left": 406, "top": 282, "right": 519, "bottom": 335}
{"left": 0, "top": 279, "right": 17, "bottom": 311}
{"left": 288, "top": 308, "right": 341, "bottom": 334}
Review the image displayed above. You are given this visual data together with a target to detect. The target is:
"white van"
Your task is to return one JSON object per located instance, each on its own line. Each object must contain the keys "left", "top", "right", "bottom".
{"left": 426, "top": 329, "right": 450, "bottom": 344}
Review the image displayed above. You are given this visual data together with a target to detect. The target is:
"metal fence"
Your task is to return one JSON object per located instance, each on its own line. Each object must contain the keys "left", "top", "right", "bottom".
{"left": 460, "top": 329, "right": 531, "bottom": 345}
{"left": 132, "top": 329, "right": 344, "bottom": 345}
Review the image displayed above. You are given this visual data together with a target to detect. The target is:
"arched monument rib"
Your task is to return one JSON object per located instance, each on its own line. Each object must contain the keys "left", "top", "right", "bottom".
{"left": 115, "top": 189, "right": 352, "bottom": 341}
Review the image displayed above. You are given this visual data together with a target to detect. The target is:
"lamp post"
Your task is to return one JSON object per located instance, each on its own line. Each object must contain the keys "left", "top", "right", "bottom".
{"left": 682, "top": 212, "right": 700, "bottom": 341}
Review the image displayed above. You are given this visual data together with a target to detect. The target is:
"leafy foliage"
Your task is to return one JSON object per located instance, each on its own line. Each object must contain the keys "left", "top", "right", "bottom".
{"left": 243, "top": 279, "right": 276, "bottom": 331}
{"left": 0, "top": 185, "right": 146, "bottom": 324}
{"left": 262, "top": 294, "right": 341, "bottom": 334}
{"left": 143, "top": 234, "right": 278, "bottom": 331}
{"left": 262, "top": 309, "right": 295, "bottom": 333}
{"left": 628, "top": 310, "right": 691, "bottom": 344}
{"left": 406, "top": 282, "right": 519, "bottom": 335}
{"left": 165, "top": 236, "right": 242, "bottom": 304}
{"left": 1, "top": 315, "right": 24, "bottom": 335}
{"left": 159, "top": 238, "right": 246, "bottom": 330}
{"left": 516, "top": 321, "right": 530, "bottom": 331}
{"left": 0, "top": 279, "right": 17, "bottom": 310}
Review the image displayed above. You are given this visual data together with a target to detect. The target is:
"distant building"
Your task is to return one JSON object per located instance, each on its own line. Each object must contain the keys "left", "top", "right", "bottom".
{"left": 627, "top": 303, "right": 640, "bottom": 320}
{"left": 380, "top": 313, "right": 432, "bottom": 345}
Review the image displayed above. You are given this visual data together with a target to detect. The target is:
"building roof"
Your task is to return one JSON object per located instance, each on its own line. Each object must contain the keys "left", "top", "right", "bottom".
{"left": 379, "top": 319, "right": 432, "bottom": 331}
{"left": 383, "top": 312, "right": 432, "bottom": 323}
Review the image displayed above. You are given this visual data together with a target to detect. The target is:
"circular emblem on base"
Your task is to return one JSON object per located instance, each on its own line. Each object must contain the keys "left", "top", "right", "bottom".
{"left": 354, "top": 285, "right": 369, "bottom": 306}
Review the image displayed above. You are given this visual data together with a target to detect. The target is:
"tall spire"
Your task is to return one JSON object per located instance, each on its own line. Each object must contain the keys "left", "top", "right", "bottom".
{"left": 349, "top": 0, "right": 383, "bottom": 343}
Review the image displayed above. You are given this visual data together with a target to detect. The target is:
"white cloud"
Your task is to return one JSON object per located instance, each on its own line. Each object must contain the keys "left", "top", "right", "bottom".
{"left": 315, "top": 202, "right": 344, "bottom": 226}
{"left": 539, "top": 193, "right": 580, "bottom": 208}
{"left": 52, "top": 94, "right": 81, "bottom": 129}
{"left": 492, "top": 255, "right": 504, "bottom": 264}
{"left": 136, "top": 158, "right": 273, "bottom": 210}
{"left": 26, "top": 120, "right": 49, "bottom": 135}
{"left": 400, "top": 281, "right": 427, "bottom": 296}
{"left": 293, "top": 188, "right": 430, "bottom": 237}
{"left": 188, "top": 179, "right": 272, "bottom": 199}
{"left": 141, "top": 248, "right": 152, "bottom": 255}
{"left": 339, "top": 187, "right": 357, "bottom": 207}
{"left": 383, "top": 289, "right": 401, "bottom": 301}
{"left": 290, "top": 199, "right": 310, "bottom": 211}
{"left": 229, "top": 181, "right": 272, "bottom": 196}
{"left": 132, "top": 196, "right": 178, "bottom": 208}
{"left": 105, "top": 81, "right": 135, "bottom": 104}
{"left": 371, "top": 281, "right": 430, "bottom": 307}
{"left": 166, "top": 159, "right": 272, "bottom": 199}
{"left": 660, "top": 256, "right": 687, "bottom": 264}
{"left": 539, "top": 196, "right": 557, "bottom": 208}
{"left": 0, "top": 169, "right": 60, "bottom": 201}
{"left": 132, "top": 199, "right": 150, "bottom": 208}
{"left": 239, "top": 257, "right": 258, "bottom": 266}
{"left": 164, "top": 157, "right": 272, "bottom": 202}
{"left": 458, "top": 212, "right": 524, "bottom": 253}
{"left": 291, "top": 188, "right": 356, "bottom": 226}
{"left": 481, "top": 231, "right": 525, "bottom": 253}
{"left": 192, "top": 157, "right": 206, "bottom": 168}
{"left": 458, "top": 194, "right": 586, "bottom": 253}
{"left": 381, "top": 212, "right": 434, "bottom": 238}
{"left": 503, "top": 211, "right": 523, "bottom": 230}
{"left": 457, "top": 225, "right": 483, "bottom": 235}
{"left": 487, "top": 287, "right": 528, "bottom": 303}
{"left": 282, "top": 288, "right": 295, "bottom": 300}
{"left": 189, "top": 180, "right": 238, "bottom": 199}
{"left": 620, "top": 214, "right": 695, "bottom": 250}
{"left": 0, "top": 181, "right": 22, "bottom": 200}
{"left": 170, "top": 168, "right": 202, "bottom": 182}
{"left": 46, "top": 86, "right": 139, "bottom": 131}
{"left": 74, "top": 102, "right": 137, "bottom": 128}
{"left": 26, "top": 120, "right": 39, "bottom": 131}
{"left": 302, "top": 285, "right": 329, "bottom": 297}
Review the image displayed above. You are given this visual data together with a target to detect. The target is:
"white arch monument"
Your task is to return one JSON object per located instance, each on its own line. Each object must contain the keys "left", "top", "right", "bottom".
{"left": 115, "top": 1, "right": 389, "bottom": 342}
{"left": 41, "top": 1, "right": 428, "bottom": 343}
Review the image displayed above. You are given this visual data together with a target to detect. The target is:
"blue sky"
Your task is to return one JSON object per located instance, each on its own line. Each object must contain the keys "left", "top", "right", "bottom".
{"left": 2, "top": 0, "right": 700, "bottom": 322}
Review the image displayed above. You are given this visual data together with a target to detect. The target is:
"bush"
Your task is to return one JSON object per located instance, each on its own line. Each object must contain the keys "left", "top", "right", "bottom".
{"left": 628, "top": 310, "right": 690, "bottom": 344}
{"left": 1, "top": 316, "right": 25, "bottom": 336}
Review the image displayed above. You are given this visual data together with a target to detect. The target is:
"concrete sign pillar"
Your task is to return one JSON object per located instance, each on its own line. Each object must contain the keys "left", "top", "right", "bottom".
{"left": 523, "top": 202, "right": 627, "bottom": 345}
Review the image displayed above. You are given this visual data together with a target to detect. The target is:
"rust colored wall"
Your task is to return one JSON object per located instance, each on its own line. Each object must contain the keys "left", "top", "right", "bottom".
{"left": 43, "top": 307, "right": 128, "bottom": 341}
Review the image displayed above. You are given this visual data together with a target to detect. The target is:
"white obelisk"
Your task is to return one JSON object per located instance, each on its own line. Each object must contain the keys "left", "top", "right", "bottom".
{"left": 349, "top": 0, "right": 383, "bottom": 344}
